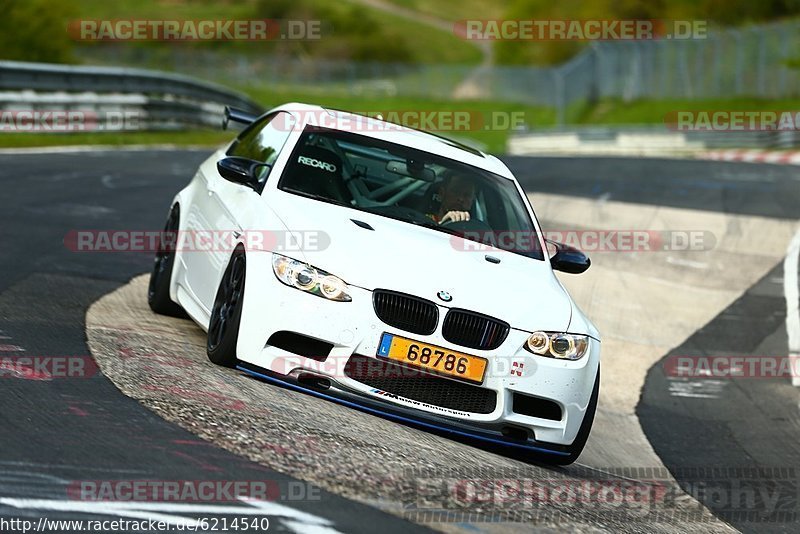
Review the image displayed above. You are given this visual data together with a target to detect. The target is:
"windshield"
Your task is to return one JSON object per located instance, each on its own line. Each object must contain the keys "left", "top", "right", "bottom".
{"left": 277, "top": 126, "right": 544, "bottom": 260}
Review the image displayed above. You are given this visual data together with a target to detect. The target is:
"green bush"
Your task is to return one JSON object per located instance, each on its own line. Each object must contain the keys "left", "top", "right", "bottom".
{"left": 0, "top": 0, "right": 76, "bottom": 62}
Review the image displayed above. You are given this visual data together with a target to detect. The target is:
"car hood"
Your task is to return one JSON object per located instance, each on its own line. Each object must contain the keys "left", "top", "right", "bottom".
{"left": 265, "top": 194, "right": 572, "bottom": 332}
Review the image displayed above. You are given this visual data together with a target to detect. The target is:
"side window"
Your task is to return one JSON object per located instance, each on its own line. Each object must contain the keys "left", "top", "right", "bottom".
{"left": 227, "top": 111, "right": 295, "bottom": 169}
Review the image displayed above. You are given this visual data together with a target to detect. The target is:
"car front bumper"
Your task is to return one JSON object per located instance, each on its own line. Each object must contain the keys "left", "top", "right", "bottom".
{"left": 236, "top": 252, "right": 600, "bottom": 451}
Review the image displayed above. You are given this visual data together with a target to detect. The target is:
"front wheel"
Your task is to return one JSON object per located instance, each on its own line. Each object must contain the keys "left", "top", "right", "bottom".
{"left": 148, "top": 205, "right": 184, "bottom": 317}
{"left": 206, "top": 247, "right": 246, "bottom": 367}
{"left": 551, "top": 365, "right": 599, "bottom": 465}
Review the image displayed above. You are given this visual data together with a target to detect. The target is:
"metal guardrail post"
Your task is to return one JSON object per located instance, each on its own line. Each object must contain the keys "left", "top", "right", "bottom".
{"left": 554, "top": 70, "right": 565, "bottom": 127}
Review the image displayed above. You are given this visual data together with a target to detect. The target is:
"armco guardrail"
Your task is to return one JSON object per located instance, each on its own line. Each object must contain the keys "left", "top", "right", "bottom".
{"left": 0, "top": 60, "right": 264, "bottom": 131}
{"left": 508, "top": 126, "right": 800, "bottom": 156}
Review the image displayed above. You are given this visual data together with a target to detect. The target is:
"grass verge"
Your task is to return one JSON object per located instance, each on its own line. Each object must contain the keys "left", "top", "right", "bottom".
{"left": 574, "top": 97, "right": 800, "bottom": 125}
{"left": 0, "top": 131, "right": 232, "bottom": 149}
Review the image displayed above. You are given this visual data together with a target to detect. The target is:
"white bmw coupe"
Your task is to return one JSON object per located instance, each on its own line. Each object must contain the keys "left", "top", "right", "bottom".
{"left": 148, "top": 103, "right": 600, "bottom": 464}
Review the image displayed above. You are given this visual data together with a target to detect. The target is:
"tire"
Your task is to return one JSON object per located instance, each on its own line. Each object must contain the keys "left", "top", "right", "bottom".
{"left": 148, "top": 205, "right": 184, "bottom": 317}
{"left": 551, "top": 365, "right": 600, "bottom": 465}
{"left": 206, "top": 247, "right": 246, "bottom": 367}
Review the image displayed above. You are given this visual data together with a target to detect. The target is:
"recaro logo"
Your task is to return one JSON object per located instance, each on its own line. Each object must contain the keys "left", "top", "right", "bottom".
{"left": 298, "top": 156, "right": 336, "bottom": 173}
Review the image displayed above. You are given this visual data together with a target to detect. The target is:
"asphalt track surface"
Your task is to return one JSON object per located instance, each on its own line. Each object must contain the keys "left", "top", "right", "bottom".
{"left": 503, "top": 156, "right": 800, "bottom": 220}
{"left": 639, "top": 261, "right": 800, "bottom": 533}
{"left": 508, "top": 156, "right": 800, "bottom": 533}
{"left": 0, "top": 150, "right": 421, "bottom": 533}
{"left": 0, "top": 150, "right": 798, "bottom": 532}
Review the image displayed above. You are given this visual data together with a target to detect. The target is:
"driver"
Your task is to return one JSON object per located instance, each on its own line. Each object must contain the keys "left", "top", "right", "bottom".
{"left": 426, "top": 171, "right": 476, "bottom": 225}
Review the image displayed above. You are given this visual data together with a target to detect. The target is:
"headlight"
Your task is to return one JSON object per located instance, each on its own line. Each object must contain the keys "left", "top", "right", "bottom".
{"left": 272, "top": 254, "right": 352, "bottom": 302}
{"left": 524, "top": 331, "right": 589, "bottom": 360}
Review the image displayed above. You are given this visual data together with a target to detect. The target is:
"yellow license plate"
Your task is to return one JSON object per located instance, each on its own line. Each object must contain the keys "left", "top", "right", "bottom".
{"left": 376, "top": 333, "right": 487, "bottom": 384}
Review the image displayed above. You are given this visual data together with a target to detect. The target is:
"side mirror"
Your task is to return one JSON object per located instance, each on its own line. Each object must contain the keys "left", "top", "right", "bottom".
{"left": 217, "top": 157, "right": 270, "bottom": 190}
{"left": 548, "top": 240, "right": 591, "bottom": 274}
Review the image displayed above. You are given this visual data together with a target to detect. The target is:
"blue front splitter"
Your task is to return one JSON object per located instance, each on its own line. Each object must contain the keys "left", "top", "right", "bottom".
{"left": 236, "top": 364, "right": 570, "bottom": 458}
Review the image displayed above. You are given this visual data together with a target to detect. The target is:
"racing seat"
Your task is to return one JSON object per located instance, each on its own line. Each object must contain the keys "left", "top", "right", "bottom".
{"left": 282, "top": 146, "right": 351, "bottom": 204}
{"left": 414, "top": 179, "right": 444, "bottom": 214}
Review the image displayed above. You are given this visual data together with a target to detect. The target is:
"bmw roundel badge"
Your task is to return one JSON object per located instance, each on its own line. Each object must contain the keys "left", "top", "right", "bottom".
{"left": 437, "top": 290, "right": 452, "bottom": 302}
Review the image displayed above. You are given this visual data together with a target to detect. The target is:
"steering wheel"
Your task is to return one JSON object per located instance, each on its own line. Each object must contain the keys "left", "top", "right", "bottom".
{"left": 439, "top": 215, "right": 465, "bottom": 227}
